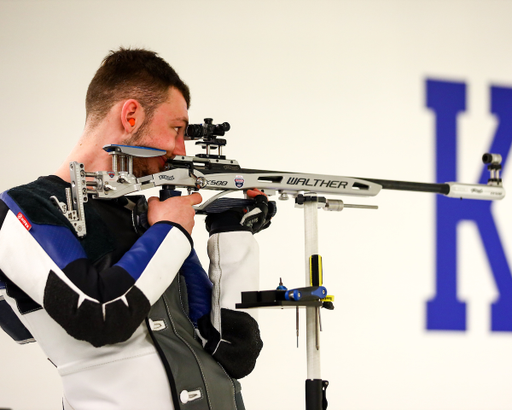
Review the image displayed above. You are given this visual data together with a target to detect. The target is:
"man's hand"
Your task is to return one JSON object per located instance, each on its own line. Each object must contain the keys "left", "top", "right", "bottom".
{"left": 147, "top": 193, "right": 202, "bottom": 235}
{"left": 240, "top": 189, "right": 272, "bottom": 233}
{"left": 205, "top": 189, "right": 276, "bottom": 235}
{"left": 198, "top": 309, "right": 263, "bottom": 379}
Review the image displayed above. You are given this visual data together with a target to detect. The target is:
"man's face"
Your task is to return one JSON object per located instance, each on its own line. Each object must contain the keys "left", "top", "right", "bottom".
{"left": 127, "top": 87, "right": 189, "bottom": 177}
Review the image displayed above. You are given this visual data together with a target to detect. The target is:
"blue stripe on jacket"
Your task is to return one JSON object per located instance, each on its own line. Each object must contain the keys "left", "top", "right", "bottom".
{"left": 0, "top": 192, "right": 87, "bottom": 269}
{"left": 181, "top": 250, "right": 212, "bottom": 326}
{"left": 115, "top": 222, "right": 174, "bottom": 280}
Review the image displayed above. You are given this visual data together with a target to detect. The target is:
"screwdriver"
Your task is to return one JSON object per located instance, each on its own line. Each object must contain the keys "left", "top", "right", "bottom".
{"left": 284, "top": 286, "right": 327, "bottom": 301}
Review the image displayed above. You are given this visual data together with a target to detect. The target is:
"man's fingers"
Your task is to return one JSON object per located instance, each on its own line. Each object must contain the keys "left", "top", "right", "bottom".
{"left": 187, "top": 192, "right": 203, "bottom": 205}
{"left": 156, "top": 192, "right": 202, "bottom": 205}
{"left": 148, "top": 193, "right": 202, "bottom": 205}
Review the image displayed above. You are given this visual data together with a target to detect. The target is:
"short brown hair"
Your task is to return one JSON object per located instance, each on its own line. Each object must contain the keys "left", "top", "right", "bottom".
{"left": 85, "top": 47, "right": 190, "bottom": 127}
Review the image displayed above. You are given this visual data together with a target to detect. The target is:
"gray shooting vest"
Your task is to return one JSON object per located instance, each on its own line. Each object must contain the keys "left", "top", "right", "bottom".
{"left": 148, "top": 274, "right": 246, "bottom": 410}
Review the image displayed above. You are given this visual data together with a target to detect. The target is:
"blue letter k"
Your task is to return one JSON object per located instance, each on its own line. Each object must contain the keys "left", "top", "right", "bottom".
{"left": 426, "top": 79, "right": 512, "bottom": 331}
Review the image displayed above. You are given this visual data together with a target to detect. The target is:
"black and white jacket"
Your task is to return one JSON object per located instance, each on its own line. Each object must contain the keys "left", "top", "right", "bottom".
{"left": 0, "top": 176, "right": 262, "bottom": 410}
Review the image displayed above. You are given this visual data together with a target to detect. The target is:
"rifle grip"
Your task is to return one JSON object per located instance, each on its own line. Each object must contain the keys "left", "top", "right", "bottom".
{"left": 160, "top": 185, "right": 181, "bottom": 201}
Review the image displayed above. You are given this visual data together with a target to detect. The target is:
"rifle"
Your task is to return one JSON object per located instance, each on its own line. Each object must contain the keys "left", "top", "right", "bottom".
{"left": 52, "top": 118, "right": 505, "bottom": 238}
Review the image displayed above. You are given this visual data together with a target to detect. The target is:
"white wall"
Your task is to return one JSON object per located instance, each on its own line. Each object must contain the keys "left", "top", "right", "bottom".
{"left": 0, "top": 1, "right": 511, "bottom": 409}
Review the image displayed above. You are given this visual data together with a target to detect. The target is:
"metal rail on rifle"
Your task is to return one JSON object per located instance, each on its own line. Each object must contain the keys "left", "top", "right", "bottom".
{"left": 57, "top": 118, "right": 505, "bottom": 237}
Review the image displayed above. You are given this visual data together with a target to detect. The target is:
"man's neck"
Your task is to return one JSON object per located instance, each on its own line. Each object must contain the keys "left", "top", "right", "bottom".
{"left": 55, "top": 132, "right": 118, "bottom": 182}
{"left": 56, "top": 102, "right": 134, "bottom": 182}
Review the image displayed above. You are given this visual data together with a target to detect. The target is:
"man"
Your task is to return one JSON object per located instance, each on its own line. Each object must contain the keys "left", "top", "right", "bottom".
{"left": 0, "top": 48, "right": 268, "bottom": 409}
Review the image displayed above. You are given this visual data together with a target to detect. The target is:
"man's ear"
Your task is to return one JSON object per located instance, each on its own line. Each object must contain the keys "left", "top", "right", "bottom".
{"left": 121, "top": 99, "right": 145, "bottom": 132}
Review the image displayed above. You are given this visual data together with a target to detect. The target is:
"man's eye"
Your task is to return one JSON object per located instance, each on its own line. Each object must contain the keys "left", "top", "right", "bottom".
{"left": 174, "top": 127, "right": 181, "bottom": 133}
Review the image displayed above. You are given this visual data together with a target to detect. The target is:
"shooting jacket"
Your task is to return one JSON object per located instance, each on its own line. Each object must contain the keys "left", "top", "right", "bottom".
{"left": 0, "top": 175, "right": 260, "bottom": 410}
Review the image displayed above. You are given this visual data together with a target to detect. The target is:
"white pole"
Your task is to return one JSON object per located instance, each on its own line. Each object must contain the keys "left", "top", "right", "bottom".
{"left": 304, "top": 198, "right": 321, "bottom": 380}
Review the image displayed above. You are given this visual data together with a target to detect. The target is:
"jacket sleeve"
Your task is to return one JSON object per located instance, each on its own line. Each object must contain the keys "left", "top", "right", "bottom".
{"left": 196, "top": 230, "right": 263, "bottom": 379}
{"left": 0, "top": 287, "right": 34, "bottom": 344}
{"left": 207, "top": 231, "right": 259, "bottom": 327}
{"left": 0, "top": 194, "right": 192, "bottom": 347}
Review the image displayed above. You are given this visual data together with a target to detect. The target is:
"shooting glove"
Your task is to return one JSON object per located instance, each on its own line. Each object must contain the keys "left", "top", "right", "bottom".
{"left": 197, "top": 308, "right": 263, "bottom": 379}
{"left": 205, "top": 194, "right": 276, "bottom": 235}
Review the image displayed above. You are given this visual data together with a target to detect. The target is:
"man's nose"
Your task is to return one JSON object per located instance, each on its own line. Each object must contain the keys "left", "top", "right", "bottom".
{"left": 173, "top": 137, "right": 186, "bottom": 156}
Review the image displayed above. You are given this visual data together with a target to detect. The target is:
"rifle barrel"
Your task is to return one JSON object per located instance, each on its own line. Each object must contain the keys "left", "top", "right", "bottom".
{"left": 364, "top": 179, "right": 450, "bottom": 195}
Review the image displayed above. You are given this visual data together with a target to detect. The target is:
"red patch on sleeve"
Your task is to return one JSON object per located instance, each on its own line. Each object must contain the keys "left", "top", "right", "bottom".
{"left": 17, "top": 212, "right": 32, "bottom": 231}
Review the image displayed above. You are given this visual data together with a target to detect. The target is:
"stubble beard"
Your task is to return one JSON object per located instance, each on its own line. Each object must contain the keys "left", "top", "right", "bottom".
{"left": 122, "top": 123, "right": 154, "bottom": 178}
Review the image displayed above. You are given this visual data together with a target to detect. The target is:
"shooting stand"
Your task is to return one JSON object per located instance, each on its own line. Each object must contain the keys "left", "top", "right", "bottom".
{"left": 237, "top": 194, "right": 377, "bottom": 410}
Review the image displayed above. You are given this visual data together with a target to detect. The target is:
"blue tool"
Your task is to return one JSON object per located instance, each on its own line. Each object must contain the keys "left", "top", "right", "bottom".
{"left": 284, "top": 286, "right": 327, "bottom": 301}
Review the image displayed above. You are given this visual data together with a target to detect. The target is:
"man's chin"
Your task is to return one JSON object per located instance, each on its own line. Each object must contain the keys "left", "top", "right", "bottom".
{"left": 132, "top": 159, "right": 162, "bottom": 178}
{"left": 132, "top": 164, "right": 149, "bottom": 178}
